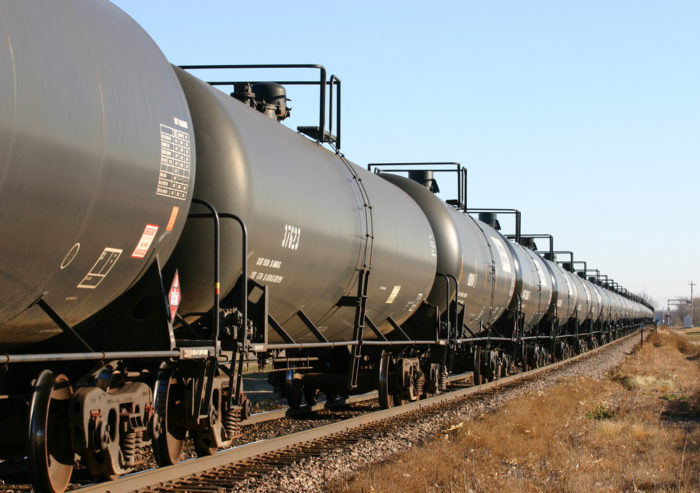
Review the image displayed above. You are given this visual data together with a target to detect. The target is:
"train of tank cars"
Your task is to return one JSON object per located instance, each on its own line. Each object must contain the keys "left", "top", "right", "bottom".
{"left": 0, "top": 1, "right": 653, "bottom": 492}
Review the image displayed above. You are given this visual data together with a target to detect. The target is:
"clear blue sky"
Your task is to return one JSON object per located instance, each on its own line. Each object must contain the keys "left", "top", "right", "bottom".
{"left": 111, "top": 0, "right": 699, "bottom": 309}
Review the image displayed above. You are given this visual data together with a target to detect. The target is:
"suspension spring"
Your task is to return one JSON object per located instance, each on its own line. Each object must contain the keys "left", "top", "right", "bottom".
{"left": 223, "top": 406, "right": 241, "bottom": 440}
{"left": 414, "top": 376, "right": 423, "bottom": 400}
{"left": 120, "top": 431, "right": 137, "bottom": 466}
{"left": 120, "top": 429, "right": 145, "bottom": 467}
{"left": 438, "top": 367, "right": 447, "bottom": 392}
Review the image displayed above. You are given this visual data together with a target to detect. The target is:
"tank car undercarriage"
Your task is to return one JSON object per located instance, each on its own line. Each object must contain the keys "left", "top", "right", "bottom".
{"left": 0, "top": 252, "right": 649, "bottom": 493}
{"left": 0, "top": 265, "right": 249, "bottom": 492}
{"left": 0, "top": 209, "right": 647, "bottom": 493}
{"left": 0, "top": 195, "right": 650, "bottom": 493}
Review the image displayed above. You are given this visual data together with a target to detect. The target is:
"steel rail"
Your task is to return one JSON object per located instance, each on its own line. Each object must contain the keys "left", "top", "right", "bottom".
{"left": 242, "top": 374, "right": 475, "bottom": 426}
{"left": 242, "top": 373, "right": 476, "bottom": 426}
{"left": 72, "top": 328, "right": 645, "bottom": 493}
{"left": 242, "top": 391, "right": 379, "bottom": 425}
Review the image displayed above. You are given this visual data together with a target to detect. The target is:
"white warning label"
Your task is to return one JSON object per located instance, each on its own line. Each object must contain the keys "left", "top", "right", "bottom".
{"left": 131, "top": 224, "right": 159, "bottom": 259}
{"left": 156, "top": 124, "right": 191, "bottom": 201}
{"left": 77, "top": 248, "right": 122, "bottom": 289}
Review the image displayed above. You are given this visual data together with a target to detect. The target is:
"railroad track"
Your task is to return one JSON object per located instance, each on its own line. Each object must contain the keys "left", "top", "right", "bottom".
{"left": 63, "top": 329, "right": 646, "bottom": 493}
{"left": 242, "top": 369, "right": 474, "bottom": 426}
{"left": 242, "top": 391, "right": 382, "bottom": 425}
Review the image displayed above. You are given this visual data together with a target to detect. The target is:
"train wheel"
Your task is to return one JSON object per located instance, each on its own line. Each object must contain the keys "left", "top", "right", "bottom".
{"left": 499, "top": 353, "right": 509, "bottom": 378}
{"left": 28, "top": 370, "right": 74, "bottom": 493}
{"left": 393, "top": 393, "right": 407, "bottom": 406}
{"left": 472, "top": 350, "right": 483, "bottom": 385}
{"left": 193, "top": 408, "right": 226, "bottom": 457}
{"left": 536, "top": 348, "right": 545, "bottom": 367}
{"left": 524, "top": 347, "right": 533, "bottom": 370}
{"left": 554, "top": 342, "right": 562, "bottom": 361}
{"left": 285, "top": 369, "right": 303, "bottom": 409}
{"left": 193, "top": 386, "right": 232, "bottom": 457}
{"left": 152, "top": 372, "right": 186, "bottom": 466}
{"left": 483, "top": 351, "right": 496, "bottom": 382}
{"left": 304, "top": 387, "right": 319, "bottom": 406}
{"left": 378, "top": 351, "right": 393, "bottom": 409}
{"left": 193, "top": 430, "right": 217, "bottom": 457}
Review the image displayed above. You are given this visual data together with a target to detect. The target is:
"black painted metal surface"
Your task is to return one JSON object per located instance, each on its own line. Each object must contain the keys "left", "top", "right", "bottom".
{"left": 168, "top": 68, "right": 436, "bottom": 343}
{"left": 542, "top": 258, "right": 576, "bottom": 326}
{"left": 0, "top": 0, "right": 195, "bottom": 348}
{"left": 503, "top": 240, "right": 553, "bottom": 332}
{"left": 379, "top": 174, "right": 516, "bottom": 336}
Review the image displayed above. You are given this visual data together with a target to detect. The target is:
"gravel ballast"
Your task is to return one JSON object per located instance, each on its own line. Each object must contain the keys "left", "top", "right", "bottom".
{"left": 236, "top": 335, "right": 642, "bottom": 492}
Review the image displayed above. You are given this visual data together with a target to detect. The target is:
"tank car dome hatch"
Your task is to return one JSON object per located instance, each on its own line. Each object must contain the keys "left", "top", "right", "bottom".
{"left": 408, "top": 170, "right": 440, "bottom": 193}
{"left": 519, "top": 237, "right": 538, "bottom": 251}
{"left": 478, "top": 212, "right": 501, "bottom": 231}
{"left": 232, "top": 81, "right": 290, "bottom": 121}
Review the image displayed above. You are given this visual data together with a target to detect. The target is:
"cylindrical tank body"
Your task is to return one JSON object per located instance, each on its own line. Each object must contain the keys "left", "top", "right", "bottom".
{"left": 0, "top": 0, "right": 194, "bottom": 348}
{"left": 585, "top": 278, "right": 602, "bottom": 323}
{"left": 168, "top": 69, "right": 436, "bottom": 343}
{"left": 567, "top": 272, "right": 592, "bottom": 323}
{"left": 607, "top": 291, "right": 621, "bottom": 322}
{"left": 542, "top": 259, "right": 576, "bottom": 326}
{"left": 377, "top": 174, "right": 516, "bottom": 336}
{"left": 505, "top": 242, "right": 553, "bottom": 331}
{"left": 617, "top": 293, "right": 628, "bottom": 321}
{"left": 623, "top": 297, "right": 633, "bottom": 320}
{"left": 593, "top": 284, "right": 612, "bottom": 323}
{"left": 618, "top": 294, "right": 628, "bottom": 321}
{"left": 468, "top": 220, "right": 519, "bottom": 330}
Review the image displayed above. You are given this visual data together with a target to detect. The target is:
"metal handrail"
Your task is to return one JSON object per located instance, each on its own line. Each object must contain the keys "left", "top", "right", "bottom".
{"left": 467, "top": 208, "right": 521, "bottom": 243}
{"left": 368, "top": 162, "right": 467, "bottom": 210}
{"left": 179, "top": 64, "right": 342, "bottom": 150}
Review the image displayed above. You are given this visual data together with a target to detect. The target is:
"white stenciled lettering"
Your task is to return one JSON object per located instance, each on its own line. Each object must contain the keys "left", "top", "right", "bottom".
{"left": 385, "top": 285, "right": 401, "bottom": 304}
{"left": 256, "top": 257, "right": 283, "bottom": 269}
{"left": 281, "top": 224, "right": 301, "bottom": 250}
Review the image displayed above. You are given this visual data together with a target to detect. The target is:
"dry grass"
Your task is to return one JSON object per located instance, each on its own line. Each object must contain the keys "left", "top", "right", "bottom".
{"left": 680, "top": 327, "right": 700, "bottom": 343}
{"left": 329, "top": 330, "right": 700, "bottom": 492}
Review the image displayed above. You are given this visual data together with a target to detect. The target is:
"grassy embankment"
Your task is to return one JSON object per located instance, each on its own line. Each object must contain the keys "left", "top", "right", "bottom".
{"left": 330, "top": 329, "right": 699, "bottom": 492}
{"left": 683, "top": 327, "right": 700, "bottom": 343}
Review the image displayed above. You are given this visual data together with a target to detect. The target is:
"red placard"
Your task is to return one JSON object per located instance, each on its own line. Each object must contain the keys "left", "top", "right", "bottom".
{"left": 168, "top": 271, "right": 181, "bottom": 322}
